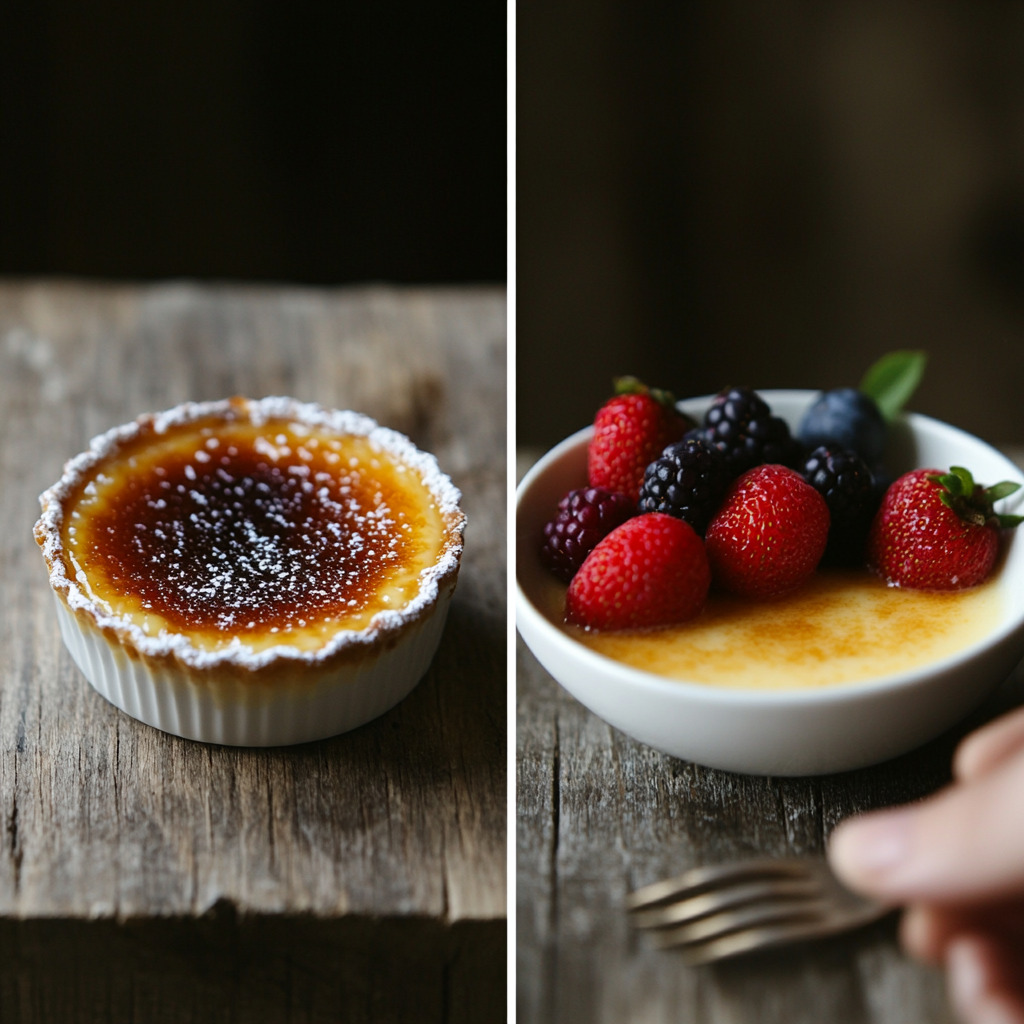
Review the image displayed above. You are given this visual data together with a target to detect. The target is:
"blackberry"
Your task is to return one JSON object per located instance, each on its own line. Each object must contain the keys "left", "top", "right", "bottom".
{"left": 801, "top": 445, "right": 874, "bottom": 523}
{"left": 637, "top": 437, "right": 729, "bottom": 534}
{"left": 687, "top": 386, "right": 800, "bottom": 479}
{"left": 800, "top": 445, "right": 880, "bottom": 565}
{"left": 540, "top": 487, "right": 634, "bottom": 583}
{"left": 797, "top": 388, "right": 886, "bottom": 464}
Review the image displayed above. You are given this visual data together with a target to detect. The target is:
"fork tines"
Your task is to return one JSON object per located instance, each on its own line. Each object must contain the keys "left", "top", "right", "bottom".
{"left": 626, "top": 858, "right": 888, "bottom": 966}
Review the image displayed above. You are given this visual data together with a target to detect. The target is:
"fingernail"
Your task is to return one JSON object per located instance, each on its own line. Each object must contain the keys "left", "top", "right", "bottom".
{"left": 828, "top": 810, "right": 913, "bottom": 886}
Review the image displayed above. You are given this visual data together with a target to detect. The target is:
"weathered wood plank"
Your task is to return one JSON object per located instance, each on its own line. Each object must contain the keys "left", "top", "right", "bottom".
{"left": 0, "top": 282, "right": 506, "bottom": 925}
{"left": 517, "top": 638, "right": 1024, "bottom": 1023}
{"left": 517, "top": 448, "right": 1024, "bottom": 1023}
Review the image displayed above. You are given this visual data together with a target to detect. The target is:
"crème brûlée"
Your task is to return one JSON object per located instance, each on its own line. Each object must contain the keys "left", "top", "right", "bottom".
{"left": 535, "top": 568, "right": 1004, "bottom": 690}
{"left": 35, "top": 397, "right": 466, "bottom": 745}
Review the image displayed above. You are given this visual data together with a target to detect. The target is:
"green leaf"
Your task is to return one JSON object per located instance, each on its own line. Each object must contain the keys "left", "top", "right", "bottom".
{"left": 613, "top": 376, "right": 646, "bottom": 396}
{"left": 986, "top": 481, "right": 1021, "bottom": 502}
{"left": 860, "top": 351, "right": 928, "bottom": 422}
{"left": 997, "top": 513, "right": 1024, "bottom": 529}
{"left": 949, "top": 466, "right": 975, "bottom": 497}
{"left": 929, "top": 472, "right": 963, "bottom": 497}
{"left": 612, "top": 376, "right": 676, "bottom": 408}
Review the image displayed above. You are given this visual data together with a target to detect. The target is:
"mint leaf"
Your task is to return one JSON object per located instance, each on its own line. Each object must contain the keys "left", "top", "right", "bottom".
{"left": 860, "top": 351, "right": 928, "bottom": 422}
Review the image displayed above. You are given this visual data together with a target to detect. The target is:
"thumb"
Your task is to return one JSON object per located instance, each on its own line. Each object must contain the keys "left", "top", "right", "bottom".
{"left": 828, "top": 746, "right": 1024, "bottom": 904}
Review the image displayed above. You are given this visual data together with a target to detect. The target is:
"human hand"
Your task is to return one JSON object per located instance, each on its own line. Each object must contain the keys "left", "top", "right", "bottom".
{"left": 828, "top": 705, "right": 1024, "bottom": 1024}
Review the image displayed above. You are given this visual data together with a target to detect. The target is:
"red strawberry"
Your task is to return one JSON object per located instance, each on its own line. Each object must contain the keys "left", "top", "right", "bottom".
{"left": 566, "top": 513, "right": 710, "bottom": 630}
{"left": 588, "top": 377, "right": 693, "bottom": 503}
{"left": 867, "top": 467, "right": 1022, "bottom": 590}
{"left": 705, "top": 464, "right": 830, "bottom": 600}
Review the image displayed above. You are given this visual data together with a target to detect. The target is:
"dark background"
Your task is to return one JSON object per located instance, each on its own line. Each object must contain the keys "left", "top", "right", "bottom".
{"left": 0, "top": 1, "right": 506, "bottom": 285}
{"left": 518, "top": 1, "right": 1024, "bottom": 449}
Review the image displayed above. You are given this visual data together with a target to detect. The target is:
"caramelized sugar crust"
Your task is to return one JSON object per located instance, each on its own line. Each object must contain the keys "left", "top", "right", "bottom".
{"left": 535, "top": 568, "right": 1002, "bottom": 690}
{"left": 44, "top": 405, "right": 461, "bottom": 659}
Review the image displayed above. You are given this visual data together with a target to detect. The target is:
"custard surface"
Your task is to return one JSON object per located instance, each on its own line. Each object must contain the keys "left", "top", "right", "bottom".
{"left": 62, "top": 418, "right": 447, "bottom": 652}
{"left": 537, "top": 570, "right": 1004, "bottom": 689}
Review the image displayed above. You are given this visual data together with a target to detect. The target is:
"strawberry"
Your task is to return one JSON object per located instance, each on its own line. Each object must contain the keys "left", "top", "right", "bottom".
{"left": 867, "top": 467, "right": 1023, "bottom": 590}
{"left": 705, "top": 464, "right": 830, "bottom": 600}
{"left": 566, "top": 513, "right": 710, "bottom": 630}
{"left": 588, "top": 377, "right": 693, "bottom": 503}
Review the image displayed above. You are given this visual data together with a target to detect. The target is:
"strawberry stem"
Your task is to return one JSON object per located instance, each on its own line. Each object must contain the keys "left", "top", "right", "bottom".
{"left": 926, "top": 468, "right": 1024, "bottom": 529}
{"left": 612, "top": 376, "right": 677, "bottom": 409}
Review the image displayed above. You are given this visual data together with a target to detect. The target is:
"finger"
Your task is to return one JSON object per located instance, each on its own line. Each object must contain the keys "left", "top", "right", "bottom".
{"left": 901, "top": 901, "right": 1024, "bottom": 964}
{"left": 947, "top": 935, "right": 1024, "bottom": 1024}
{"left": 828, "top": 747, "right": 1024, "bottom": 903}
{"left": 901, "top": 905, "right": 948, "bottom": 963}
{"left": 956, "top": 706, "right": 1024, "bottom": 782}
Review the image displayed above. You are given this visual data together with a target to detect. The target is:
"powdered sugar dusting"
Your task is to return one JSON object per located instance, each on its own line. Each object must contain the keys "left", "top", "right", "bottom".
{"left": 36, "top": 398, "right": 465, "bottom": 670}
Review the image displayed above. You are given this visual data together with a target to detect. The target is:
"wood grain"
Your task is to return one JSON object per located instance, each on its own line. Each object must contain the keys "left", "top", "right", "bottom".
{"left": 516, "top": 449, "right": 1024, "bottom": 1024}
{"left": 0, "top": 282, "right": 506, "bottom": 1020}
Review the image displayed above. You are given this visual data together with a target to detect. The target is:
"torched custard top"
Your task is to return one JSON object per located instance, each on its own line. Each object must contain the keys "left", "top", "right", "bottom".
{"left": 61, "top": 418, "right": 448, "bottom": 652}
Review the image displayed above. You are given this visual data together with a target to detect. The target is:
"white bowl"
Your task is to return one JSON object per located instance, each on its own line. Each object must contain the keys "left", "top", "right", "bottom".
{"left": 516, "top": 390, "right": 1024, "bottom": 776}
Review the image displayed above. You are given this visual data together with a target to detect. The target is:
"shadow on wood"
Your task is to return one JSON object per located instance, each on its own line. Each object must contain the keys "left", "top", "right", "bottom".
{"left": 0, "top": 915, "right": 505, "bottom": 1024}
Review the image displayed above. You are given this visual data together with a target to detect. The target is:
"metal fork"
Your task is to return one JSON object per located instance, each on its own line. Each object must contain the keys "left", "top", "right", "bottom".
{"left": 626, "top": 858, "right": 891, "bottom": 966}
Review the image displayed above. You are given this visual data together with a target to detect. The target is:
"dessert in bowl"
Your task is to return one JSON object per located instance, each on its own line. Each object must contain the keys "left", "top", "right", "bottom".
{"left": 517, "top": 390, "right": 1024, "bottom": 775}
{"left": 36, "top": 396, "right": 465, "bottom": 746}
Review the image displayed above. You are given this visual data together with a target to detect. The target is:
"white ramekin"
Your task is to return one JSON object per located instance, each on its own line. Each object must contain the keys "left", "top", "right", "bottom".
{"left": 37, "top": 397, "right": 465, "bottom": 746}
{"left": 52, "top": 585, "right": 455, "bottom": 746}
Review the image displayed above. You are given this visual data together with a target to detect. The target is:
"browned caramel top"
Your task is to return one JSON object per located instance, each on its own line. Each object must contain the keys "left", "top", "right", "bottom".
{"left": 533, "top": 567, "right": 1004, "bottom": 689}
{"left": 62, "top": 420, "right": 447, "bottom": 649}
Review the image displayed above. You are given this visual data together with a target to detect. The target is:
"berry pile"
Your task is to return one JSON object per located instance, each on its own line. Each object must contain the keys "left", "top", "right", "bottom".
{"left": 536, "top": 356, "right": 1021, "bottom": 631}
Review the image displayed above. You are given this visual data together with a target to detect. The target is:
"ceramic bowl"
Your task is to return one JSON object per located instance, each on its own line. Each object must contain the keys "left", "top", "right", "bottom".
{"left": 516, "top": 390, "right": 1024, "bottom": 776}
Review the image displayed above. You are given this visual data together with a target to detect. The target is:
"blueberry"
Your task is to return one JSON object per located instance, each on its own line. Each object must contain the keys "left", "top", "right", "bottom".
{"left": 797, "top": 388, "right": 886, "bottom": 464}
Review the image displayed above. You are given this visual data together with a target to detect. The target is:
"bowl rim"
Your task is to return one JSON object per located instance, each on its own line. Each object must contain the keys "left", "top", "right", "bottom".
{"left": 516, "top": 389, "right": 1024, "bottom": 707}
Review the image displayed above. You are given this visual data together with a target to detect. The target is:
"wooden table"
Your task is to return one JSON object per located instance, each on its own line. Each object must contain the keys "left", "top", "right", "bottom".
{"left": 0, "top": 282, "right": 506, "bottom": 1023}
{"left": 517, "top": 447, "right": 1024, "bottom": 1024}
